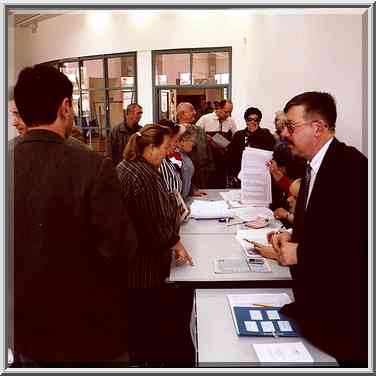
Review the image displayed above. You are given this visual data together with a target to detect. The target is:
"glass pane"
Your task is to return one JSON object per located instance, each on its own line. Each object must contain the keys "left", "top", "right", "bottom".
{"left": 80, "top": 89, "right": 106, "bottom": 130}
{"left": 80, "top": 59, "right": 104, "bottom": 90}
{"left": 155, "top": 53, "right": 190, "bottom": 85}
{"left": 108, "top": 90, "right": 135, "bottom": 128}
{"left": 157, "top": 89, "right": 176, "bottom": 122}
{"left": 60, "top": 62, "right": 80, "bottom": 91}
{"left": 108, "top": 56, "right": 135, "bottom": 88}
{"left": 192, "top": 52, "right": 230, "bottom": 85}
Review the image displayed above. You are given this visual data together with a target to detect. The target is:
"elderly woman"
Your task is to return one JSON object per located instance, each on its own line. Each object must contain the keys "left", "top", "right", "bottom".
{"left": 117, "top": 124, "right": 192, "bottom": 365}
{"left": 273, "top": 110, "right": 288, "bottom": 143}
{"left": 176, "top": 127, "right": 206, "bottom": 200}
{"left": 228, "top": 107, "right": 275, "bottom": 180}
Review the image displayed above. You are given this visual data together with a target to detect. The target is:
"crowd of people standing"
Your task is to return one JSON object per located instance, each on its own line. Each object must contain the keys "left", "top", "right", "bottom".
{"left": 9, "top": 63, "right": 368, "bottom": 368}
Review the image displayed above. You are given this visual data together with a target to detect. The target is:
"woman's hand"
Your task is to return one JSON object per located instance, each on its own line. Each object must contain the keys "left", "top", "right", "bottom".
{"left": 172, "top": 241, "right": 194, "bottom": 266}
{"left": 192, "top": 189, "right": 207, "bottom": 197}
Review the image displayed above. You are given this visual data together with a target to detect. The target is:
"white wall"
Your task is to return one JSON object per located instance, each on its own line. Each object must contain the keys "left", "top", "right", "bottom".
{"left": 12, "top": 9, "right": 366, "bottom": 151}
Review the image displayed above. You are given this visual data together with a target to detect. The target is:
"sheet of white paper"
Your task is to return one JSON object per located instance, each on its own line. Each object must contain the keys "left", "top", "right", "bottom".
{"left": 260, "top": 321, "right": 275, "bottom": 332}
{"left": 278, "top": 320, "right": 293, "bottom": 332}
{"left": 249, "top": 310, "right": 263, "bottom": 320}
{"left": 239, "top": 147, "right": 273, "bottom": 205}
{"left": 245, "top": 321, "right": 259, "bottom": 332}
{"left": 266, "top": 310, "right": 280, "bottom": 320}
{"left": 219, "top": 190, "right": 242, "bottom": 202}
{"left": 232, "top": 206, "right": 273, "bottom": 221}
{"left": 253, "top": 342, "right": 314, "bottom": 363}
{"left": 236, "top": 237, "right": 263, "bottom": 258}
{"left": 190, "top": 200, "right": 233, "bottom": 219}
{"left": 228, "top": 293, "right": 292, "bottom": 308}
{"left": 236, "top": 228, "right": 270, "bottom": 246}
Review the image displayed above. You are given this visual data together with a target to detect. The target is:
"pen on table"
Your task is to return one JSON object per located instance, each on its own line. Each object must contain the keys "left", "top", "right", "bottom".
{"left": 252, "top": 303, "right": 274, "bottom": 307}
{"left": 226, "top": 219, "right": 247, "bottom": 227}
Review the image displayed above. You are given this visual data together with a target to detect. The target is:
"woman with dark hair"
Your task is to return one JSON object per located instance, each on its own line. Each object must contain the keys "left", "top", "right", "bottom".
{"left": 117, "top": 124, "right": 193, "bottom": 365}
{"left": 227, "top": 107, "right": 275, "bottom": 183}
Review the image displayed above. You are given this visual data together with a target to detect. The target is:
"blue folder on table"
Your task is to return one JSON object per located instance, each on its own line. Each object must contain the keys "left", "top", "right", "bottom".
{"left": 233, "top": 306, "right": 300, "bottom": 337}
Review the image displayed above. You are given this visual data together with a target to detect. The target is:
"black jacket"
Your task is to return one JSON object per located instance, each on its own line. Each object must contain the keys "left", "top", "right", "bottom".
{"left": 13, "top": 129, "right": 137, "bottom": 363}
{"left": 227, "top": 127, "right": 275, "bottom": 176}
{"left": 281, "top": 138, "right": 368, "bottom": 367}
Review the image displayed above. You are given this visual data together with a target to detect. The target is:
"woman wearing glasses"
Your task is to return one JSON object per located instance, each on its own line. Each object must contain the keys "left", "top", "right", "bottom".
{"left": 227, "top": 107, "right": 275, "bottom": 183}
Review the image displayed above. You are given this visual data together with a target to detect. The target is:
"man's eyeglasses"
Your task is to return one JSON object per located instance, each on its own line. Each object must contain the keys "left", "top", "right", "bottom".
{"left": 285, "top": 121, "right": 308, "bottom": 133}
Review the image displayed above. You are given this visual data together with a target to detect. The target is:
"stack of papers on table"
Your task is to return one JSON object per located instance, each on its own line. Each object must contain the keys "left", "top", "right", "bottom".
{"left": 239, "top": 147, "right": 273, "bottom": 206}
{"left": 190, "top": 200, "right": 233, "bottom": 219}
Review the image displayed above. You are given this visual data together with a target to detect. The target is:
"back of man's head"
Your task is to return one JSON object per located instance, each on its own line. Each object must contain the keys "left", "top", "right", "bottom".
{"left": 284, "top": 91, "right": 337, "bottom": 130}
{"left": 14, "top": 64, "right": 73, "bottom": 128}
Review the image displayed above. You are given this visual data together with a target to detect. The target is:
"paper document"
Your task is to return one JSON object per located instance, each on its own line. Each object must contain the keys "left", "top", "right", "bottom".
{"left": 219, "top": 190, "right": 242, "bottom": 202}
{"left": 236, "top": 228, "right": 271, "bottom": 246}
{"left": 227, "top": 293, "right": 292, "bottom": 308}
{"left": 253, "top": 342, "right": 314, "bottom": 363}
{"left": 239, "top": 147, "right": 273, "bottom": 205}
{"left": 190, "top": 200, "right": 233, "bottom": 219}
{"left": 232, "top": 206, "right": 273, "bottom": 222}
{"left": 212, "top": 133, "right": 231, "bottom": 148}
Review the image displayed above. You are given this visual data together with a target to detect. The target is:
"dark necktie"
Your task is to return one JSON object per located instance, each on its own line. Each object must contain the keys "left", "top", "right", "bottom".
{"left": 300, "top": 163, "right": 312, "bottom": 211}
{"left": 291, "top": 163, "right": 312, "bottom": 242}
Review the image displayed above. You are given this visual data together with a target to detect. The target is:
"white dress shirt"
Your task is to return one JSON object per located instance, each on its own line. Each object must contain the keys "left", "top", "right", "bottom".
{"left": 306, "top": 137, "right": 334, "bottom": 208}
{"left": 196, "top": 112, "right": 237, "bottom": 135}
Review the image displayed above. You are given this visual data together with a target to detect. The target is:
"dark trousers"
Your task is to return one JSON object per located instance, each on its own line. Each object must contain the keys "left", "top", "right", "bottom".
{"left": 127, "top": 286, "right": 194, "bottom": 367}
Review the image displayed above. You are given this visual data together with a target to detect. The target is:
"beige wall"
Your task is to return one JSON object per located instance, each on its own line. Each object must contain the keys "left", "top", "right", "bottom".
{"left": 11, "top": 9, "right": 367, "bottom": 151}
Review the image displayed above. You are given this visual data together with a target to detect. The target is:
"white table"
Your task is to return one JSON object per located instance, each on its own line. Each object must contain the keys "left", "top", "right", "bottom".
{"left": 169, "top": 234, "right": 291, "bottom": 283}
{"left": 192, "top": 288, "right": 338, "bottom": 367}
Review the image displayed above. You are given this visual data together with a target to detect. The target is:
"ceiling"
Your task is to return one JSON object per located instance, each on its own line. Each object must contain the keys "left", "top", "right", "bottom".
{"left": 12, "top": 13, "right": 61, "bottom": 27}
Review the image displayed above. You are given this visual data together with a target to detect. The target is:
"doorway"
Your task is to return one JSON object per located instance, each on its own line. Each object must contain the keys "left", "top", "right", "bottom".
{"left": 156, "top": 87, "right": 226, "bottom": 123}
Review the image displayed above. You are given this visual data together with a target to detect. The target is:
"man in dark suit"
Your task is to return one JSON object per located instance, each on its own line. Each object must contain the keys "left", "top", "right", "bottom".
{"left": 271, "top": 92, "right": 368, "bottom": 367}
{"left": 12, "top": 64, "right": 137, "bottom": 366}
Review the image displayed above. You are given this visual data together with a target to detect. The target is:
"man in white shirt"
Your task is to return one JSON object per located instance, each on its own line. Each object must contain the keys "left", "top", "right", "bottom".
{"left": 196, "top": 100, "right": 237, "bottom": 187}
{"left": 270, "top": 91, "right": 367, "bottom": 367}
{"left": 196, "top": 99, "right": 237, "bottom": 137}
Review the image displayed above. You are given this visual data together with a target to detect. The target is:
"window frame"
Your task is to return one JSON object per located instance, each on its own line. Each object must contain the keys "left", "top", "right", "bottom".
{"left": 43, "top": 51, "right": 138, "bottom": 132}
{"left": 152, "top": 46, "right": 232, "bottom": 122}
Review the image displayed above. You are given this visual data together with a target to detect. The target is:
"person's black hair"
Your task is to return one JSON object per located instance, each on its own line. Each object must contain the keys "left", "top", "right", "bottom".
{"left": 158, "top": 118, "right": 180, "bottom": 135}
{"left": 14, "top": 64, "right": 73, "bottom": 127}
{"left": 283, "top": 91, "right": 337, "bottom": 130}
{"left": 244, "top": 107, "right": 262, "bottom": 121}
